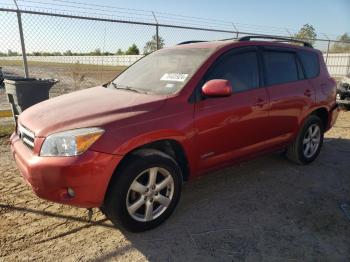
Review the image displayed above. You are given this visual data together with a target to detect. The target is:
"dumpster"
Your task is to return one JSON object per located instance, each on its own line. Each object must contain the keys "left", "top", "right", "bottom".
{"left": 5, "top": 78, "right": 58, "bottom": 123}
{"left": 0, "top": 67, "right": 4, "bottom": 88}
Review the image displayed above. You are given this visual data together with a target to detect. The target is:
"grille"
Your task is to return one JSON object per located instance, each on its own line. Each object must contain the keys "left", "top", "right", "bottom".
{"left": 18, "top": 124, "right": 35, "bottom": 150}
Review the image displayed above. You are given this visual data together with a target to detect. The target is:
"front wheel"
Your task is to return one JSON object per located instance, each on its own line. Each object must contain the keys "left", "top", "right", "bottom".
{"left": 102, "top": 149, "right": 182, "bottom": 232}
{"left": 286, "top": 115, "right": 324, "bottom": 165}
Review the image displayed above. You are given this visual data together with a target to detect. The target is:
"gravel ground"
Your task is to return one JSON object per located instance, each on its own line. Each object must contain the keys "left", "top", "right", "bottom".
{"left": 0, "top": 110, "right": 349, "bottom": 261}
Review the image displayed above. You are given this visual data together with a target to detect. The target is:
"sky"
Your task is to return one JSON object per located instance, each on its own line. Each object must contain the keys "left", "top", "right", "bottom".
{"left": 0, "top": 0, "right": 349, "bottom": 53}
{"left": 95, "top": 0, "right": 350, "bottom": 38}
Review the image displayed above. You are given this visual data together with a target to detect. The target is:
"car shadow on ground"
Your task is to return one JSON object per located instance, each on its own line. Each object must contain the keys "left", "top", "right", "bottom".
{"left": 97, "top": 137, "right": 350, "bottom": 261}
{"left": 1, "top": 137, "right": 350, "bottom": 260}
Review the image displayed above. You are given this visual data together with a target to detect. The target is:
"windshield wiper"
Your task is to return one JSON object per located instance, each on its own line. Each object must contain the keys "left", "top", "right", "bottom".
{"left": 109, "top": 82, "right": 142, "bottom": 93}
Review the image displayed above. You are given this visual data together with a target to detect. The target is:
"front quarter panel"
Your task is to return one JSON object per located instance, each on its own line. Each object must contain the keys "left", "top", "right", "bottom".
{"left": 90, "top": 97, "right": 197, "bottom": 175}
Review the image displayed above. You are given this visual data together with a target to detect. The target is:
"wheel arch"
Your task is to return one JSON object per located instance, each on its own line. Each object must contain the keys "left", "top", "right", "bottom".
{"left": 112, "top": 138, "right": 192, "bottom": 183}
{"left": 299, "top": 106, "right": 329, "bottom": 131}
{"left": 310, "top": 107, "right": 329, "bottom": 130}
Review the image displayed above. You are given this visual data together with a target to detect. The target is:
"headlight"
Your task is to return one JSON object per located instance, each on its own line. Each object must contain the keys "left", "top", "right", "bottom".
{"left": 40, "top": 127, "right": 104, "bottom": 157}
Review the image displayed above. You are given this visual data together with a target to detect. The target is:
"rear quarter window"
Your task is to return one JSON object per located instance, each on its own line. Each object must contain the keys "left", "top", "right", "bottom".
{"left": 298, "top": 50, "right": 320, "bottom": 79}
{"left": 263, "top": 51, "right": 299, "bottom": 86}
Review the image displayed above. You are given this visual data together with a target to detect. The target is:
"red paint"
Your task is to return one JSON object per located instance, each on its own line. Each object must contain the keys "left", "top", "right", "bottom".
{"left": 10, "top": 40, "right": 338, "bottom": 208}
{"left": 202, "top": 79, "right": 232, "bottom": 97}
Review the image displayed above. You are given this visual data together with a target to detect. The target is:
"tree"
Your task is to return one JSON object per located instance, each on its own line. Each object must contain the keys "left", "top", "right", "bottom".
{"left": 293, "top": 24, "right": 317, "bottom": 45}
{"left": 7, "top": 49, "right": 19, "bottom": 56}
{"left": 116, "top": 48, "right": 124, "bottom": 55}
{"left": 143, "top": 35, "right": 165, "bottom": 54}
{"left": 125, "top": 44, "right": 140, "bottom": 55}
{"left": 90, "top": 48, "right": 102, "bottom": 56}
{"left": 64, "top": 50, "right": 73, "bottom": 56}
{"left": 331, "top": 33, "right": 350, "bottom": 53}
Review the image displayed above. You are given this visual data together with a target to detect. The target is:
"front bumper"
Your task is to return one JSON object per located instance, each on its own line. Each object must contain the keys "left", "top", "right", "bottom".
{"left": 10, "top": 132, "right": 122, "bottom": 208}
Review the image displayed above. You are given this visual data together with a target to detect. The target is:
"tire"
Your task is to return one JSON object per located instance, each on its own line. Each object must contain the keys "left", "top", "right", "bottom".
{"left": 102, "top": 149, "right": 182, "bottom": 232}
{"left": 286, "top": 115, "right": 324, "bottom": 165}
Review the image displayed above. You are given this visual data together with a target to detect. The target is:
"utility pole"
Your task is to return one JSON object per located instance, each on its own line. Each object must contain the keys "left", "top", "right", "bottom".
{"left": 152, "top": 11, "right": 160, "bottom": 50}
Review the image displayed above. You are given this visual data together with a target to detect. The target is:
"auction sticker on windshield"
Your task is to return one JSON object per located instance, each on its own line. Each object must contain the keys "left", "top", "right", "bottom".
{"left": 160, "top": 73, "right": 188, "bottom": 82}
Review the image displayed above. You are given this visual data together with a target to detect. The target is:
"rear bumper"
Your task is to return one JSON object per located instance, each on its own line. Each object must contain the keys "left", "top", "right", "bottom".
{"left": 10, "top": 133, "right": 122, "bottom": 208}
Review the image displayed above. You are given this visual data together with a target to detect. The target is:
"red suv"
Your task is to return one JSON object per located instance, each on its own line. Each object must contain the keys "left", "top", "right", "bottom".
{"left": 11, "top": 36, "right": 339, "bottom": 231}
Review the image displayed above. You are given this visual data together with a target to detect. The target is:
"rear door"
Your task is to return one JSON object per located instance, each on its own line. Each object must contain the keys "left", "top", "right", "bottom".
{"left": 193, "top": 47, "right": 270, "bottom": 171}
{"left": 261, "top": 47, "right": 315, "bottom": 145}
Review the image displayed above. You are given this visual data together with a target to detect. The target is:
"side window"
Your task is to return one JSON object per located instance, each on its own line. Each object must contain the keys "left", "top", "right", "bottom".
{"left": 298, "top": 50, "right": 320, "bottom": 79}
{"left": 206, "top": 51, "right": 259, "bottom": 92}
{"left": 263, "top": 51, "right": 298, "bottom": 86}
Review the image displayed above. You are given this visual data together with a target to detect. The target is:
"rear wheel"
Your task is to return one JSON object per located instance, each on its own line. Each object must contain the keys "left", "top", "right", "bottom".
{"left": 286, "top": 115, "right": 324, "bottom": 164}
{"left": 102, "top": 149, "right": 182, "bottom": 232}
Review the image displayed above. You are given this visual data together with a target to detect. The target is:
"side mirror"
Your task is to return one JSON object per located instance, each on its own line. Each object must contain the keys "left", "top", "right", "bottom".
{"left": 202, "top": 79, "right": 232, "bottom": 97}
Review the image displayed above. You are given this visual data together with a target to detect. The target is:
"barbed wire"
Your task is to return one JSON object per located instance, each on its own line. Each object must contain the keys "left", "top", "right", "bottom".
{"left": 9, "top": 4, "right": 156, "bottom": 23}
{"left": 0, "top": 0, "right": 342, "bottom": 39}
{"left": 17, "top": 0, "right": 154, "bottom": 19}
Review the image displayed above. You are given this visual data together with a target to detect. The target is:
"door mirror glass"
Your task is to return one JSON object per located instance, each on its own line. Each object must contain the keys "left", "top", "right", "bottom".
{"left": 202, "top": 79, "right": 232, "bottom": 97}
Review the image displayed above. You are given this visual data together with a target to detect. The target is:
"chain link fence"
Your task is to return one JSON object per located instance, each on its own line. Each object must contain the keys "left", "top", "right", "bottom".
{"left": 0, "top": 6, "right": 350, "bottom": 100}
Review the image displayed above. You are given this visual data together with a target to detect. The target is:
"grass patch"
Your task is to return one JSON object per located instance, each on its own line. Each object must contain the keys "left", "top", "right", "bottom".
{"left": 0, "top": 110, "right": 13, "bottom": 117}
{"left": 0, "top": 124, "right": 15, "bottom": 138}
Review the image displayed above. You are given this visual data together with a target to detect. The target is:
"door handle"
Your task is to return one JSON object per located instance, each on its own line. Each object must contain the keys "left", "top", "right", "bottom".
{"left": 254, "top": 98, "right": 265, "bottom": 107}
{"left": 304, "top": 89, "right": 312, "bottom": 97}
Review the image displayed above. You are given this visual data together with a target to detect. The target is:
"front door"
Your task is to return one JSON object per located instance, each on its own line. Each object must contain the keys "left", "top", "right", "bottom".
{"left": 193, "top": 47, "right": 270, "bottom": 171}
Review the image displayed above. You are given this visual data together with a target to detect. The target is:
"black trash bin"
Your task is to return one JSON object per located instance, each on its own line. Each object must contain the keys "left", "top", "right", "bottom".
{"left": 0, "top": 67, "right": 4, "bottom": 88}
{"left": 4, "top": 78, "right": 58, "bottom": 122}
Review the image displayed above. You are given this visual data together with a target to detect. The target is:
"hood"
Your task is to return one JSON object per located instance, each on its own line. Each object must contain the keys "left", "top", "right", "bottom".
{"left": 19, "top": 86, "right": 167, "bottom": 137}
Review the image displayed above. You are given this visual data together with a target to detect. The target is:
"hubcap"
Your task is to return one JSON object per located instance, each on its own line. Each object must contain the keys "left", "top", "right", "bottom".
{"left": 303, "top": 124, "right": 321, "bottom": 158}
{"left": 126, "top": 167, "right": 174, "bottom": 222}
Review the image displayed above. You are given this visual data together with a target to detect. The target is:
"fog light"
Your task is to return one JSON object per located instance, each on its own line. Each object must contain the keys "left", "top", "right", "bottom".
{"left": 67, "top": 188, "right": 75, "bottom": 198}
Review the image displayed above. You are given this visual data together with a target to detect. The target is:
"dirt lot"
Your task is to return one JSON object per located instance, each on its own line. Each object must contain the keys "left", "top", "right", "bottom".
{"left": 0, "top": 64, "right": 124, "bottom": 111}
{"left": 0, "top": 110, "right": 349, "bottom": 261}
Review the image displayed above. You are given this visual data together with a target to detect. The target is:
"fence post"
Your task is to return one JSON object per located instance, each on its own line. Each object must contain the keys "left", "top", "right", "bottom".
{"left": 152, "top": 11, "right": 160, "bottom": 50}
{"left": 325, "top": 40, "right": 330, "bottom": 65}
{"left": 156, "top": 24, "right": 159, "bottom": 50}
{"left": 232, "top": 23, "right": 239, "bottom": 39}
{"left": 13, "top": 0, "right": 29, "bottom": 77}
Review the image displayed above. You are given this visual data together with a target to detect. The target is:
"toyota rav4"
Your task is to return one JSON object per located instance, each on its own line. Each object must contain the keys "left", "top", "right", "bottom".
{"left": 11, "top": 36, "right": 339, "bottom": 231}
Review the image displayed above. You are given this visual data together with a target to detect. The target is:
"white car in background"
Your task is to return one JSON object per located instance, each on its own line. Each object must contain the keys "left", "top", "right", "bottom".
{"left": 336, "top": 73, "right": 350, "bottom": 110}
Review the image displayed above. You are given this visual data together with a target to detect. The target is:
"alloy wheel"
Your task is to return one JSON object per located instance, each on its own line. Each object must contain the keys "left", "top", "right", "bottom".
{"left": 302, "top": 124, "right": 321, "bottom": 158}
{"left": 126, "top": 167, "right": 174, "bottom": 222}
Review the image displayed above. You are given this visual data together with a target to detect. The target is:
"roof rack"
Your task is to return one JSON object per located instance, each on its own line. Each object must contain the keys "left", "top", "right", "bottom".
{"left": 238, "top": 35, "right": 313, "bottom": 48}
{"left": 177, "top": 40, "right": 207, "bottom": 45}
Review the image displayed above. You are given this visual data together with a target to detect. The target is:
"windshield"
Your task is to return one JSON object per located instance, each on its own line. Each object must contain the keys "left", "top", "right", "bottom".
{"left": 110, "top": 48, "right": 214, "bottom": 95}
